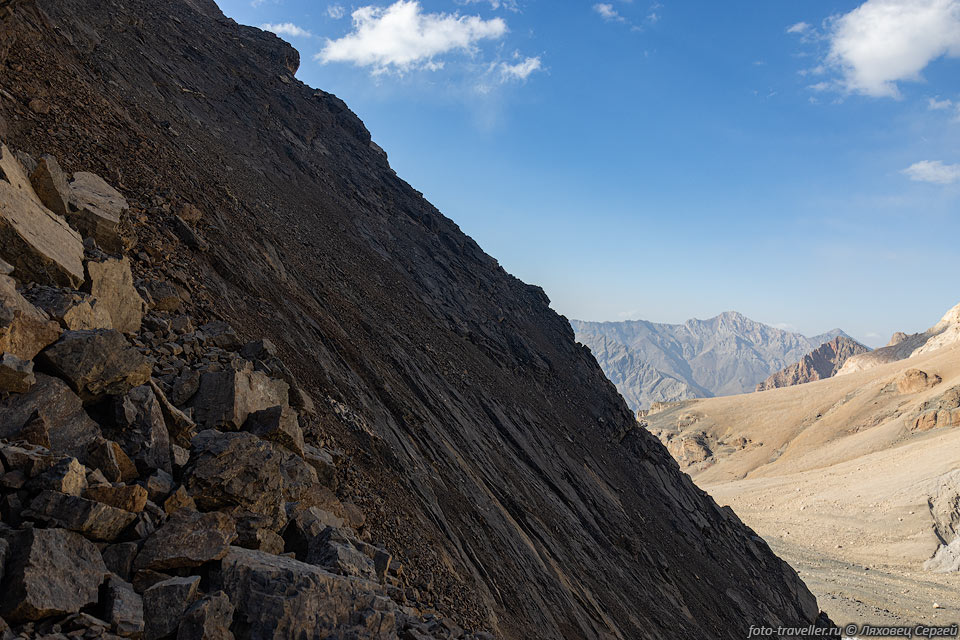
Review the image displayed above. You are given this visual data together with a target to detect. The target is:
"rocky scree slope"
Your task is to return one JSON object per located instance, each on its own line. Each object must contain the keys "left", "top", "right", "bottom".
{"left": 0, "top": 1, "right": 827, "bottom": 638}
{"left": 572, "top": 314, "right": 849, "bottom": 411}
{"left": 755, "top": 336, "right": 870, "bottom": 392}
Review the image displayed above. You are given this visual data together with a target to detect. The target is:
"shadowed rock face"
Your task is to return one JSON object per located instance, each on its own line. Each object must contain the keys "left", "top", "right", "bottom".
{"left": 756, "top": 336, "right": 871, "bottom": 392}
{"left": 0, "top": 1, "right": 825, "bottom": 638}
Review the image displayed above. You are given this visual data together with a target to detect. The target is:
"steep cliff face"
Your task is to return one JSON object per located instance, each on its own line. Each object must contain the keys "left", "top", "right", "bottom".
{"left": 756, "top": 336, "right": 870, "bottom": 392}
{"left": 0, "top": 1, "right": 825, "bottom": 637}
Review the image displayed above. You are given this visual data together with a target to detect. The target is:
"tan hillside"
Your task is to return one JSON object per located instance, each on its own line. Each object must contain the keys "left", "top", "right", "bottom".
{"left": 645, "top": 343, "right": 960, "bottom": 624}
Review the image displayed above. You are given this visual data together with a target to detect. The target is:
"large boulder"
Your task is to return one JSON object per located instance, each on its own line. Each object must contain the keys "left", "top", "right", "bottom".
{"left": 66, "top": 172, "right": 127, "bottom": 253}
{"left": 0, "top": 145, "right": 85, "bottom": 287}
{"left": 84, "top": 483, "right": 149, "bottom": 512}
{"left": 192, "top": 367, "right": 289, "bottom": 430}
{"left": 104, "top": 576, "right": 145, "bottom": 639}
{"left": 210, "top": 547, "right": 397, "bottom": 639}
{"left": 0, "top": 274, "right": 62, "bottom": 360}
{"left": 0, "top": 527, "right": 107, "bottom": 622}
{"left": 25, "top": 490, "right": 138, "bottom": 541}
{"left": 242, "top": 405, "right": 304, "bottom": 457}
{"left": 24, "top": 285, "right": 113, "bottom": 331}
{"left": 135, "top": 508, "right": 237, "bottom": 571}
{"left": 112, "top": 384, "right": 172, "bottom": 474}
{"left": 83, "top": 256, "right": 145, "bottom": 334}
{"left": 185, "top": 430, "right": 321, "bottom": 532}
{"left": 0, "top": 373, "right": 102, "bottom": 460}
{"left": 37, "top": 329, "right": 152, "bottom": 403}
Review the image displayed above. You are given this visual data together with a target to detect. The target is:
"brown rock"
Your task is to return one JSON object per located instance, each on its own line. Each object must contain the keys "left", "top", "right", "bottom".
{"left": 135, "top": 508, "right": 237, "bottom": 571}
{"left": 148, "top": 379, "right": 197, "bottom": 449}
{"left": 26, "top": 490, "right": 137, "bottom": 541}
{"left": 143, "top": 468, "right": 175, "bottom": 503}
{"left": 0, "top": 374, "right": 102, "bottom": 460}
{"left": 192, "top": 368, "right": 289, "bottom": 430}
{"left": 163, "top": 485, "right": 196, "bottom": 514}
{"left": 0, "top": 528, "right": 107, "bottom": 623}
{"left": 0, "top": 145, "right": 85, "bottom": 287}
{"left": 0, "top": 353, "right": 34, "bottom": 392}
{"left": 66, "top": 172, "right": 127, "bottom": 253}
{"left": 242, "top": 405, "right": 304, "bottom": 457}
{"left": 86, "top": 437, "right": 139, "bottom": 483}
{"left": 0, "top": 441, "right": 56, "bottom": 477}
{"left": 37, "top": 329, "right": 151, "bottom": 403}
{"left": 83, "top": 257, "right": 145, "bottom": 334}
{"left": 26, "top": 285, "right": 113, "bottom": 331}
{"left": 102, "top": 542, "right": 140, "bottom": 581}
{"left": 177, "top": 592, "right": 235, "bottom": 640}
{"left": 84, "top": 483, "right": 148, "bottom": 512}
{"left": 897, "top": 368, "right": 942, "bottom": 394}
{"left": 142, "top": 280, "right": 182, "bottom": 313}
{"left": 143, "top": 576, "right": 200, "bottom": 640}
{"left": 0, "top": 274, "right": 62, "bottom": 360}
{"left": 757, "top": 336, "right": 871, "bottom": 392}
{"left": 28, "top": 155, "right": 71, "bottom": 217}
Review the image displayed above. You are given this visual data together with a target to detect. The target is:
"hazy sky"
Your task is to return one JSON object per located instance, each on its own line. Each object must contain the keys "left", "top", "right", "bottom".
{"left": 217, "top": 0, "right": 960, "bottom": 347}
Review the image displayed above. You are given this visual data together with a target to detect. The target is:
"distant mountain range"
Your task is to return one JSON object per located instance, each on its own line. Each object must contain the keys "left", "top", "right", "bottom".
{"left": 571, "top": 312, "right": 851, "bottom": 411}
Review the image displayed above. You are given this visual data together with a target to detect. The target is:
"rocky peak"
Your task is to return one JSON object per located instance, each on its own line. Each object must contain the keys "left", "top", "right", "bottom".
{"left": 756, "top": 336, "right": 871, "bottom": 392}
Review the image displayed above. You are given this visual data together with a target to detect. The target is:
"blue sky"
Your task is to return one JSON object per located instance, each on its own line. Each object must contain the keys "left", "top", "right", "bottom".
{"left": 217, "top": 0, "right": 960, "bottom": 347}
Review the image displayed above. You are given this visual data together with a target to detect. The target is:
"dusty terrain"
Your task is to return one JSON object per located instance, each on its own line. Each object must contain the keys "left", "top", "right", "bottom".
{"left": 646, "top": 343, "right": 960, "bottom": 624}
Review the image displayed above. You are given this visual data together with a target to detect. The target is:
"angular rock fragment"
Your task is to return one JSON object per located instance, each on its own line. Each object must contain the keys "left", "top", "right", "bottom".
{"left": 28, "top": 154, "right": 71, "bottom": 217}
{"left": 143, "top": 468, "right": 175, "bottom": 502}
{"left": 135, "top": 508, "right": 236, "bottom": 571}
{"left": 86, "top": 437, "right": 139, "bottom": 483}
{"left": 143, "top": 576, "right": 200, "bottom": 640}
{"left": 0, "top": 527, "right": 107, "bottom": 622}
{"left": 24, "top": 285, "right": 113, "bottom": 330}
{"left": 199, "top": 321, "right": 241, "bottom": 350}
{"left": 897, "top": 368, "right": 942, "bottom": 394}
{"left": 162, "top": 485, "right": 196, "bottom": 514}
{"left": 283, "top": 507, "right": 344, "bottom": 560}
{"left": 0, "top": 353, "right": 34, "bottom": 392}
{"left": 149, "top": 379, "right": 197, "bottom": 448}
{"left": 25, "top": 490, "right": 137, "bottom": 541}
{"left": 306, "top": 527, "right": 377, "bottom": 580}
{"left": 0, "top": 441, "right": 56, "bottom": 477}
{"left": 177, "top": 592, "right": 235, "bottom": 640}
{"left": 27, "top": 457, "right": 87, "bottom": 496}
{"left": 104, "top": 576, "right": 145, "bottom": 639}
{"left": 142, "top": 280, "right": 182, "bottom": 313}
{"left": 102, "top": 542, "right": 140, "bottom": 581}
{"left": 302, "top": 444, "right": 337, "bottom": 490}
{"left": 170, "top": 369, "right": 200, "bottom": 406}
{"left": 83, "top": 256, "right": 145, "bottom": 334}
{"left": 37, "top": 329, "right": 151, "bottom": 403}
{"left": 0, "top": 273, "right": 62, "bottom": 360}
{"left": 67, "top": 172, "right": 127, "bottom": 253}
{"left": 84, "top": 483, "right": 148, "bottom": 512}
{"left": 112, "top": 384, "right": 172, "bottom": 474}
{"left": 192, "top": 368, "right": 289, "bottom": 430}
{"left": 242, "top": 405, "right": 304, "bottom": 457}
{"left": 211, "top": 547, "right": 397, "bottom": 638}
{"left": 0, "top": 374, "right": 101, "bottom": 459}
{"left": 0, "top": 145, "right": 85, "bottom": 287}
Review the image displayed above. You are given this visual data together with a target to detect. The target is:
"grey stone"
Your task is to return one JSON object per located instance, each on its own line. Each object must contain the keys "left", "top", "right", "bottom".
{"left": 26, "top": 457, "right": 87, "bottom": 496}
{"left": 83, "top": 257, "right": 145, "bottom": 334}
{"left": 102, "top": 542, "right": 140, "bottom": 581}
{"left": 104, "top": 576, "right": 144, "bottom": 639}
{"left": 23, "top": 285, "right": 113, "bottom": 331}
{"left": 177, "top": 592, "right": 234, "bottom": 640}
{"left": 192, "top": 368, "right": 289, "bottom": 430}
{"left": 28, "top": 154, "right": 71, "bottom": 217}
{"left": 112, "top": 385, "right": 172, "bottom": 474}
{"left": 143, "top": 576, "right": 200, "bottom": 640}
{"left": 67, "top": 172, "right": 127, "bottom": 253}
{"left": 242, "top": 405, "right": 304, "bottom": 457}
{"left": 0, "top": 527, "right": 107, "bottom": 622}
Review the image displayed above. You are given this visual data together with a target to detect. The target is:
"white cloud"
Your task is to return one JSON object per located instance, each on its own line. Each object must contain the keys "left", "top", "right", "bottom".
{"left": 826, "top": 0, "right": 960, "bottom": 97}
{"left": 260, "top": 22, "right": 312, "bottom": 38}
{"left": 902, "top": 160, "right": 960, "bottom": 183}
{"left": 458, "top": 0, "right": 520, "bottom": 11}
{"left": 327, "top": 4, "right": 346, "bottom": 19}
{"left": 594, "top": 3, "right": 625, "bottom": 22}
{"left": 929, "top": 95, "right": 954, "bottom": 109}
{"left": 499, "top": 56, "right": 541, "bottom": 80}
{"left": 317, "top": 1, "right": 507, "bottom": 73}
{"left": 787, "top": 21, "right": 810, "bottom": 34}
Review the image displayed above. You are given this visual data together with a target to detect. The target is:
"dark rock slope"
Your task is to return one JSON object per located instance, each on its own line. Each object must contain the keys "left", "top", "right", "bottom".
{"left": 756, "top": 336, "right": 870, "bottom": 392}
{"left": 0, "top": 0, "right": 827, "bottom": 638}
